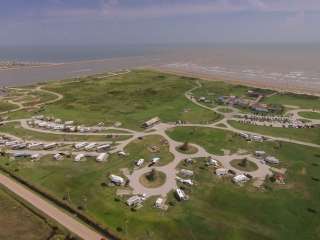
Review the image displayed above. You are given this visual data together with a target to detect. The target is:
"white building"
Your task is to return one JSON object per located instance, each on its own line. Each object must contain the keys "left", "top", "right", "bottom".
{"left": 110, "top": 174, "right": 125, "bottom": 185}
{"left": 151, "top": 157, "right": 160, "bottom": 164}
{"left": 135, "top": 158, "right": 144, "bottom": 167}
{"left": 43, "top": 143, "right": 57, "bottom": 150}
{"left": 84, "top": 143, "right": 97, "bottom": 151}
{"left": 74, "top": 153, "right": 85, "bottom": 162}
{"left": 126, "top": 195, "right": 143, "bottom": 207}
{"left": 96, "top": 153, "right": 108, "bottom": 162}
{"left": 142, "top": 117, "right": 160, "bottom": 128}
{"left": 265, "top": 156, "right": 280, "bottom": 164}
{"left": 232, "top": 174, "right": 249, "bottom": 184}
{"left": 155, "top": 198, "right": 164, "bottom": 208}
{"left": 53, "top": 153, "right": 64, "bottom": 161}
{"left": 255, "top": 151, "right": 266, "bottom": 157}
{"left": 215, "top": 168, "right": 228, "bottom": 176}
{"left": 176, "top": 188, "right": 188, "bottom": 201}
{"left": 74, "top": 142, "right": 88, "bottom": 149}
{"left": 180, "top": 169, "right": 194, "bottom": 177}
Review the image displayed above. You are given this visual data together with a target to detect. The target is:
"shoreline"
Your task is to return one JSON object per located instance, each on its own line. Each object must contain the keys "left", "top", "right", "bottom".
{"left": 149, "top": 66, "right": 320, "bottom": 97}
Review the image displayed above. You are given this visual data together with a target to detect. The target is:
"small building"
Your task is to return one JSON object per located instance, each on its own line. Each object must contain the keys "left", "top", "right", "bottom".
{"left": 53, "top": 153, "right": 64, "bottom": 161}
{"left": 215, "top": 168, "right": 228, "bottom": 176}
{"left": 151, "top": 157, "right": 160, "bottom": 164}
{"left": 74, "top": 142, "right": 88, "bottom": 149}
{"left": 126, "top": 195, "right": 143, "bottom": 207}
{"left": 255, "top": 151, "right": 266, "bottom": 158}
{"left": 180, "top": 169, "right": 194, "bottom": 177}
{"left": 206, "top": 158, "right": 219, "bottom": 166}
{"left": 155, "top": 198, "right": 164, "bottom": 208}
{"left": 74, "top": 153, "right": 85, "bottom": 162}
{"left": 110, "top": 174, "right": 125, "bottom": 185}
{"left": 142, "top": 117, "right": 160, "bottom": 128}
{"left": 97, "top": 144, "right": 111, "bottom": 151}
{"left": 232, "top": 174, "right": 249, "bottom": 184}
{"left": 43, "top": 143, "right": 57, "bottom": 150}
{"left": 84, "top": 143, "right": 96, "bottom": 151}
{"left": 135, "top": 158, "right": 144, "bottom": 167}
{"left": 96, "top": 153, "right": 108, "bottom": 162}
{"left": 175, "top": 188, "right": 188, "bottom": 201}
{"left": 265, "top": 156, "right": 280, "bottom": 164}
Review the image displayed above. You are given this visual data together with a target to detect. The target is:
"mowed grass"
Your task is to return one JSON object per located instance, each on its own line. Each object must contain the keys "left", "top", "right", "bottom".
{"left": 299, "top": 111, "right": 320, "bottom": 120}
{"left": 228, "top": 120, "right": 320, "bottom": 145}
{"left": 0, "top": 187, "right": 53, "bottom": 240}
{"left": 0, "top": 122, "right": 129, "bottom": 142}
{"left": 0, "top": 101, "right": 20, "bottom": 112}
{"left": 1, "top": 127, "right": 320, "bottom": 239}
{"left": 41, "top": 70, "right": 221, "bottom": 129}
{"left": 262, "top": 92, "right": 320, "bottom": 109}
{"left": 124, "top": 135, "right": 174, "bottom": 167}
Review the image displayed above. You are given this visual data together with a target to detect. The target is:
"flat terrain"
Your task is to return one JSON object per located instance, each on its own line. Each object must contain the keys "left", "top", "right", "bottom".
{"left": 42, "top": 70, "right": 221, "bottom": 129}
{"left": 228, "top": 120, "right": 320, "bottom": 145}
{"left": 0, "top": 186, "right": 59, "bottom": 240}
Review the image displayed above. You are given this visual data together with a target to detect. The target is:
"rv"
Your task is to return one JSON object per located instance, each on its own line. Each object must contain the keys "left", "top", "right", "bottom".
{"left": 43, "top": 143, "right": 57, "bottom": 150}
{"left": 109, "top": 174, "right": 125, "bottom": 185}
{"left": 265, "top": 156, "right": 280, "bottom": 164}
{"left": 97, "top": 144, "right": 111, "bottom": 151}
{"left": 126, "top": 195, "right": 143, "bottom": 207}
{"left": 53, "top": 153, "right": 64, "bottom": 161}
{"left": 180, "top": 169, "right": 194, "bottom": 177}
{"left": 135, "top": 158, "right": 144, "bottom": 167}
{"left": 74, "top": 153, "right": 85, "bottom": 162}
{"left": 96, "top": 153, "right": 108, "bottom": 162}
{"left": 175, "top": 188, "right": 188, "bottom": 201}
{"left": 232, "top": 174, "right": 249, "bottom": 184}
{"left": 215, "top": 168, "right": 228, "bottom": 176}
{"left": 142, "top": 117, "right": 160, "bottom": 128}
{"left": 84, "top": 143, "right": 97, "bottom": 151}
{"left": 27, "top": 142, "right": 43, "bottom": 149}
{"left": 74, "top": 142, "right": 88, "bottom": 149}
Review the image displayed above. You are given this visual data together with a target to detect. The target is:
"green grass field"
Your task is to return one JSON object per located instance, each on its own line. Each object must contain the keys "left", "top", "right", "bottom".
{"left": 0, "top": 122, "right": 130, "bottom": 142}
{"left": 298, "top": 111, "right": 320, "bottom": 120}
{"left": 0, "top": 187, "right": 62, "bottom": 240}
{"left": 1, "top": 126, "right": 320, "bottom": 240}
{"left": 41, "top": 70, "right": 221, "bottom": 129}
{"left": 0, "top": 101, "right": 20, "bottom": 112}
{"left": 262, "top": 92, "right": 320, "bottom": 109}
{"left": 228, "top": 120, "right": 320, "bottom": 145}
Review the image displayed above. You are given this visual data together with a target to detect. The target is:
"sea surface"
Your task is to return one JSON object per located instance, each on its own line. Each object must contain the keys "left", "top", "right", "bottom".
{"left": 1, "top": 43, "right": 320, "bottom": 93}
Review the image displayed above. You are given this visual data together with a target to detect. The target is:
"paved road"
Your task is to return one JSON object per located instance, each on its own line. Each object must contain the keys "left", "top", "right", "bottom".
{"left": 0, "top": 173, "right": 106, "bottom": 240}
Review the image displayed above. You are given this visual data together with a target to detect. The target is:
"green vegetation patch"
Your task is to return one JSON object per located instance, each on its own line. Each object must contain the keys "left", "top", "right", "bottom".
{"left": 139, "top": 169, "right": 166, "bottom": 188}
{"left": 298, "top": 111, "right": 320, "bottom": 120}
{"left": 42, "top": 70, "right": 221, "bottom": 129}
{"left": 262, "top": 92, "right": 320, "bottom": 109}
{"left": 124, "top": 135, "right": 174, "bottom": 167}
{"left": 228, "top": 120, "right": 320, "bottom": 145}
{"left": 230, "top": 158, "right": 259, "bottom": 172}
{"left": 0, "top": 187, "right": 53, "bottom": 240}
{"left": 0, "top": 101, "right": 20, "bottom": 112}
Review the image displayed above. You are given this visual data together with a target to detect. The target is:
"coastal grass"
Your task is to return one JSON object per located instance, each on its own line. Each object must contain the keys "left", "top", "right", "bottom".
{"left": 298, "top": 111, "right": 320, "bottom": 120}
{"left": 0, "top": 186, "right": 54, "bottom": 240}
{"left": 230, "top": 158, "right": 259, "bottom": 172}
{"left": 262, "top": 92, "right": 320, "bottom": 109}
{"left": 41, "top": 70, "right": 221, "bottom": 130}
{"left": 124, "top": 135, "right": 174, "bottom": 167}
{"left": 228, "top": 120, "right": 320, "bottom": 145}
{"left": 0, "top": 101, "right": 20, "bottom": 112}
{"left": 0, "top": 122, "right": 130, "bottom": 142}
{"left": 1, "top": 128, "right": 320, "bottom": 239}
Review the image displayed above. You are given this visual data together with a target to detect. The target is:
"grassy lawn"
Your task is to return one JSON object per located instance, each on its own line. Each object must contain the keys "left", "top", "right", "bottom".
{"left": 298, "top": 111, "right": 320, "bottom": 120}
{"left": 124, "top": 135, "right": 174, "bottom": 167}
{"left": 217, "top": 107, "right": 234, "bottom": 113}
{"left": 0, "top": 122, "right": 129, "bottom": 142}
{"left": 0, "top": 186, "right": 61, "bottom": 240}
{"left": 228, "top": 120, "right": 320, "bottom": 145}
{"left": 0, "top": 101, "right": 20, "bottom": 112}
{"left": 230, "top": 158, "right": 259, "bottom": 172}
{"left": 1, "top": 127, "right": 320, "bottom": 239}
{"left": 41, "top": 70, "right": 221, "bottom": 130}
{"left": 262, "top": 92, "right": 320, "bottom": 109}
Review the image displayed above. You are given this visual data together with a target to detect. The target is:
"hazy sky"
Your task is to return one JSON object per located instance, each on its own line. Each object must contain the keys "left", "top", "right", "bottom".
{"left": 1, "top": 0, "right": 320, "bottom": 45}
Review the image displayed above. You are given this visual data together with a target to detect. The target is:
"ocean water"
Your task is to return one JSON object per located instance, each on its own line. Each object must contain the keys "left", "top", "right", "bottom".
{"left": 0, "top": 43, "right": 320, "bottom": 93}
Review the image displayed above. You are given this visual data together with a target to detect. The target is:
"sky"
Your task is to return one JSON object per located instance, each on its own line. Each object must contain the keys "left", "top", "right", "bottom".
{"left": 1, "top": 0, "right": 320, "bottom": 46}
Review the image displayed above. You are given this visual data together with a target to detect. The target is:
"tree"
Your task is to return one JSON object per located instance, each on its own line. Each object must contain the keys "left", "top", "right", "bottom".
{"left": 239, "top": 158, "right": 248, "bottom": 167}
{"left": 146, "top": 168, "right": 157, "bottom": 181}
{"left": 180, "top": 141, "right": 189, "bottom": 151}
